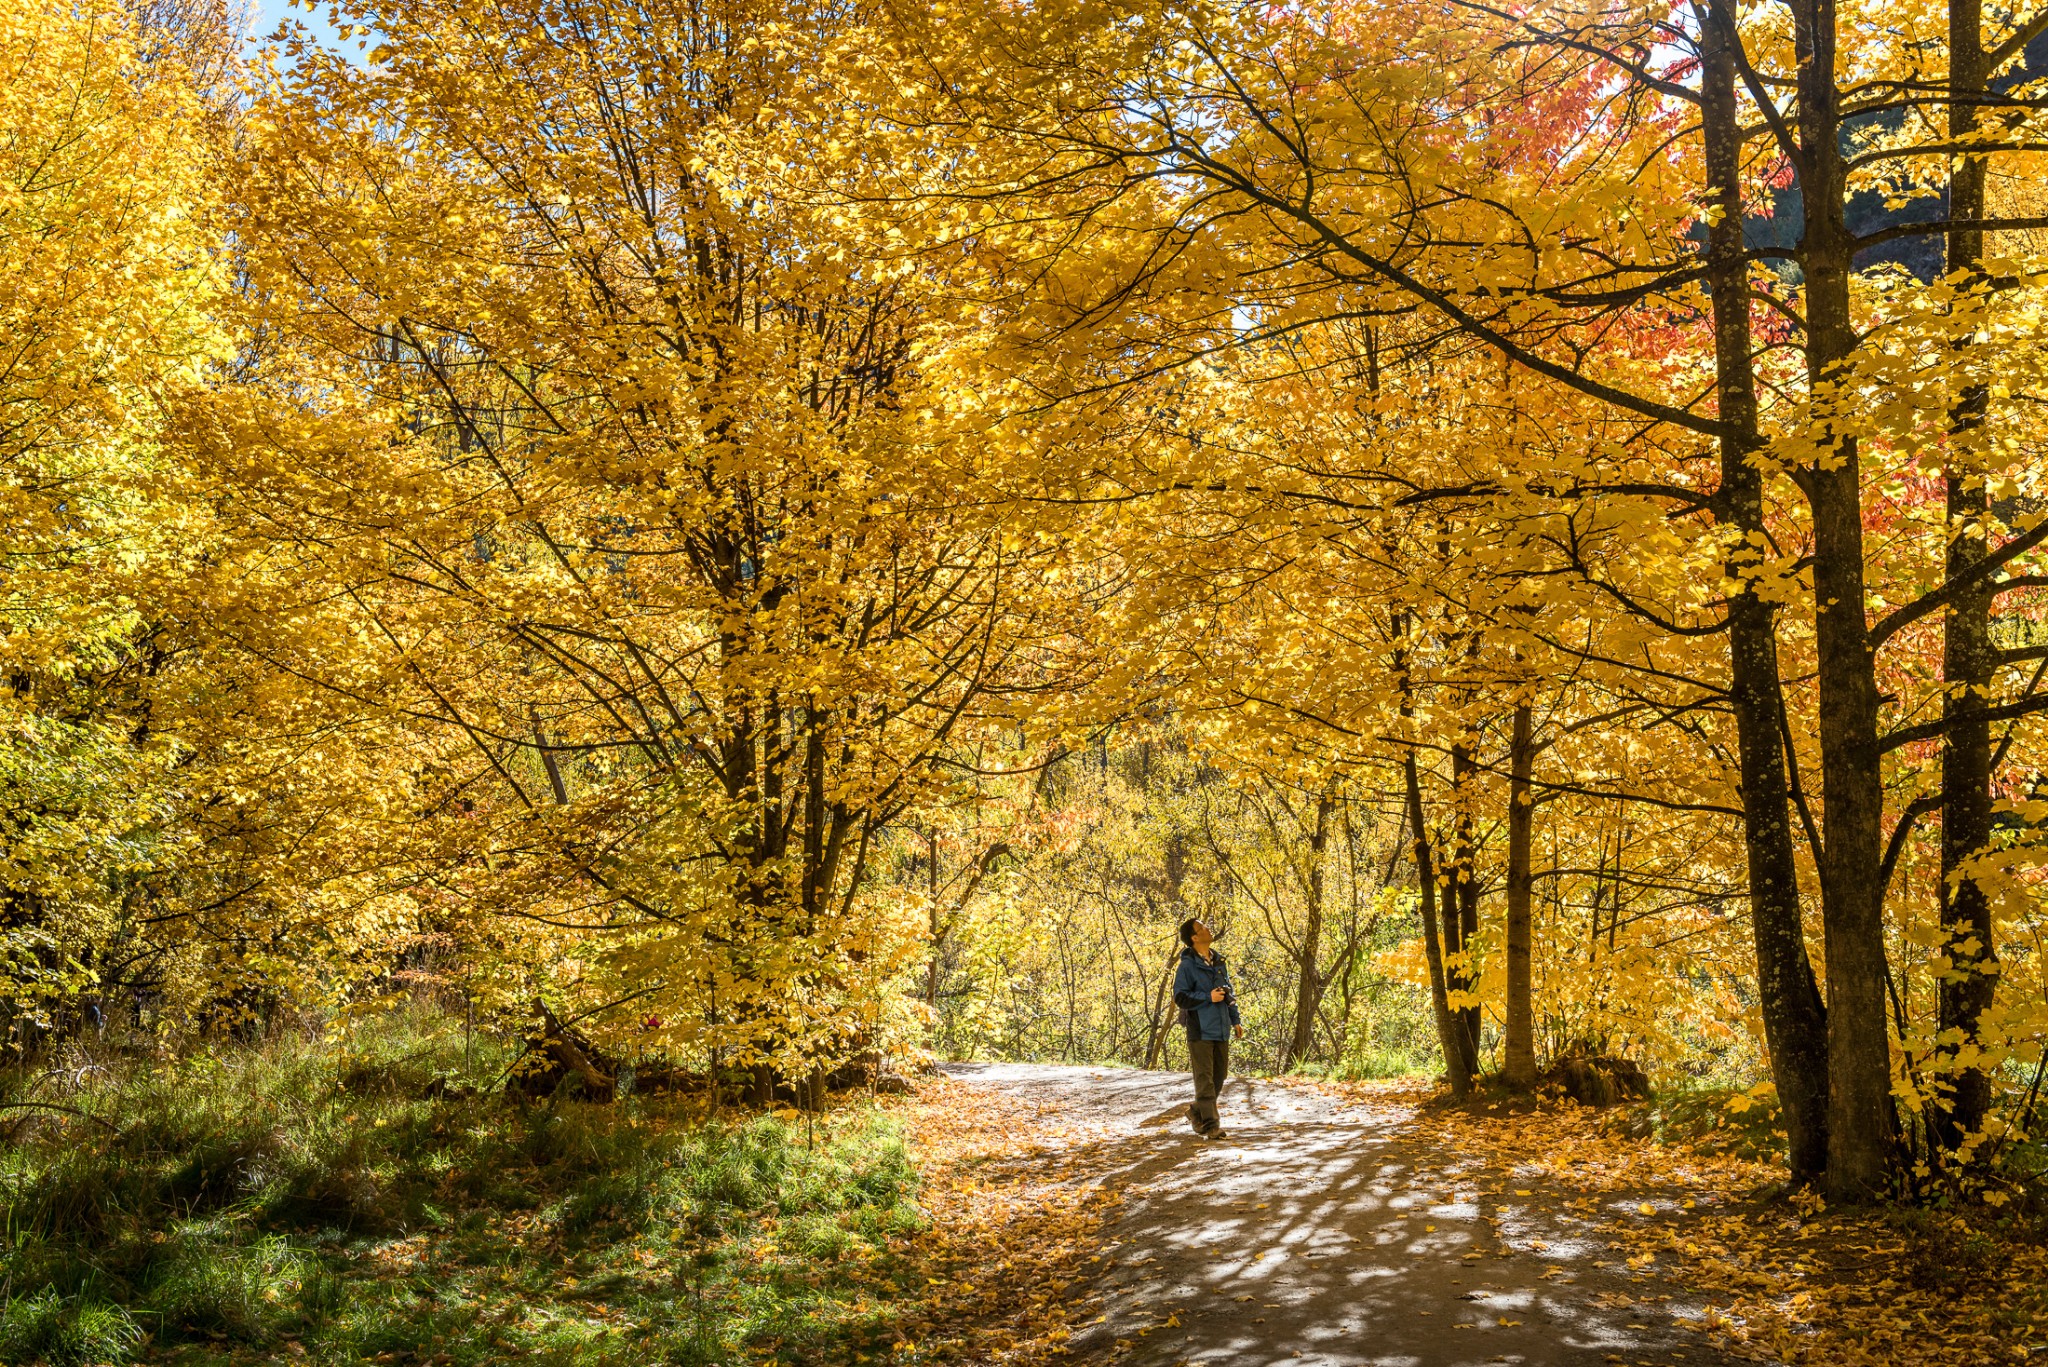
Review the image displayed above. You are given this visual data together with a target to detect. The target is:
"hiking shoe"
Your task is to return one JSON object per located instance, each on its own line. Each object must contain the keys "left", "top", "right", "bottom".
{"left": 1204, "top": 1125, "right": 1228, "bottom": 1141}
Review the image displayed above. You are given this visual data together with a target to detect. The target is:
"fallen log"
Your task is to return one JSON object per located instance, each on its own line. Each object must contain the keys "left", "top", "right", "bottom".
{"left": 507, "top": 1002, "right": 617, "bottom": 1102}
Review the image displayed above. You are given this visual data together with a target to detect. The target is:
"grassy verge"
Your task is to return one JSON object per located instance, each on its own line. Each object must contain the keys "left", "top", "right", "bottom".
{"left": 0, "top": 1016, "right": 933, "bottom": 1366}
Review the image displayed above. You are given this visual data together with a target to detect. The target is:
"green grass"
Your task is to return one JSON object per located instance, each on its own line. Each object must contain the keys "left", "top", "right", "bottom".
{"left": 0, "top": 1291, "right": 143, "bottom": 1367}
{"left": 1329, "top": 1047, "right": 1433, "bottom": 1081}
{"left": 0, "top": 1016, "right": 928, "bottom": 1366}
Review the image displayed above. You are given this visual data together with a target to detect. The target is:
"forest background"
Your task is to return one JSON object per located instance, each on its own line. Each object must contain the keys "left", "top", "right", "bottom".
{"left": 11, "top": 0, "right": 2048, "bottom": 1286}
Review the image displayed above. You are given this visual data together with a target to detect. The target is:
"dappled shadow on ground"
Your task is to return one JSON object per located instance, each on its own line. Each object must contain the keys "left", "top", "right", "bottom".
{"left": 943, "top": 1063, "right": 1766, "bottom": 1367}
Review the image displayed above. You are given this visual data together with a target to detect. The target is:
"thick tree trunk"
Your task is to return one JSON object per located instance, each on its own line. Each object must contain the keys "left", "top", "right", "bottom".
{"left": 1286, "top": 789, "right": 1335, "bottom": 1070}
{"left": 1792, "top": 0, "right": 1898, "bottom": 1199}
{"left": 1936, "top": 0, "right": 1999, "bottom": 1153}
{"left": 1700, "top": 0, "right": 1832, "bottom": 1184}
{"left": 1503, "top": 702, "right": 1537, "bottom": 1089}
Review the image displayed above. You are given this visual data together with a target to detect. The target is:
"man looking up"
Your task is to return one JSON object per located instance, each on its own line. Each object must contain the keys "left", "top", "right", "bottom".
{"left": 1172, "top": 918, "right": 1243, "bottom": 1139}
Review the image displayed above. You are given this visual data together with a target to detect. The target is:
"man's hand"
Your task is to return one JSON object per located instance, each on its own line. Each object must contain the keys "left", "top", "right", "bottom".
{"left": 1233, "top": 1025, "right": 1244, "bottom": 1040}
{"left": 1210, "top": 987, "right": 1227, "bottom": 1003}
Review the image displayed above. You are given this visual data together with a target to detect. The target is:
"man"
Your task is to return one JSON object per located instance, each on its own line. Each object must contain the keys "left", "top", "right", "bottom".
{"left": 1172, "top": 917, "right": 1243, "bottom": 1139}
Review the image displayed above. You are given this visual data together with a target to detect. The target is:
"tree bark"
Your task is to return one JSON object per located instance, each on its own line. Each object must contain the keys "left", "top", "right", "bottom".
{"left": 531, "top": 708, "right": 570, "bottom": 804}
{"left": 924, "top": 826, "right": 941, "bottom": 1006}
{"left": 1700, "top": 0, "right": 1832, "bottom": 1183}
{"left": 1936, "top": 0, "right": 1999, "bottom": 1154}
{"left": 1450, "top": 737, "right": 1483, "bottom": 1068}
{"left": 1408, "top": 748, "right": 1474, "bottom": 1095}
{"left": 1397, "top": 613, "right": 1475, "bottom": 1095}
{"left": 1143, "top": 950, "right": 1178, "bottom": 1070}
{"left": 1503, "top": 701, "right": 1537, "bottom": 1089}
{"left": 1286, "top": 788, "right": 1336, "bottom": 1070}
{"left": 1791, "top": 0, "right": 1899, "bottom": 1199}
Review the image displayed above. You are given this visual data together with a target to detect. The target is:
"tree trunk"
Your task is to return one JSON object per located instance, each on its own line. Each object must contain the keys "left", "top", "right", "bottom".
{"left": 1450, "top": 738, "right": 1483, "bottom": 1067}
{"left": 801, "top": 704, "right": 829, "bottom": 919}
{"left": 531, "top": 709, "right": 570, "bottom": 804}
{"left": 924, "top": 826, "right": 941, "bottom": 1007}
{"left": 1700, "top": 0, "right": 1832, "bottom": 1184}
{"left": 1407, "top": 749, "right": 1473, "bottom": 1096}
{"left": 1791, "top": 0, "right": 1898, "bottom": 1199}
{"left": 1936, "top": 0, "right": 1999, "bottom": 1154}
{"left": 1143, "top": 951, "right": 1178, "bottom": 1070}
{"left": 1287, "top": 788, "right": 1335, "bottom": 1070}
{"left": 1396, "top": 612, "right": 1474, "bottom": 1095}
{"left": 1503, "top": 701, "right": 1537, "bottom": 1089}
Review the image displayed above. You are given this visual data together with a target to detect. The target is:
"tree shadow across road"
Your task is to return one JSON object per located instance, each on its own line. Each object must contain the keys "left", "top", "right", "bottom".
{"left": 942, "top": 1062, "right": 1768, "bottom": 1367}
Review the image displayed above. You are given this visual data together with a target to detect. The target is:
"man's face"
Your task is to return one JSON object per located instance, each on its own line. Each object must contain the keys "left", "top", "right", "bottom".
{"left": 1190, "top": 921, "right": 1212, "bottom": 955}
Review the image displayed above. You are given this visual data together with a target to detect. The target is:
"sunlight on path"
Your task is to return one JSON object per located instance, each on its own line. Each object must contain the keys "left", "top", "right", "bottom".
{"left": 942, "top": 1063, "right": 1771, "bottom": 1367}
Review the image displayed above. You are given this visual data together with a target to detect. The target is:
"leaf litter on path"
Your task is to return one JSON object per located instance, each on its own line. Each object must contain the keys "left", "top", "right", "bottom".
{"left": 911, "top": 1065, "right": 2048, "bottom": 1366}
{"left": 938, "top": 1064, "right": 1762, "bottom": 1366}
{"left": 1304, "top": 1077, "right": 2048, "bottom": 1367}
{"left": 876, "top": 1075, "right": 1122, "bottom": 1363}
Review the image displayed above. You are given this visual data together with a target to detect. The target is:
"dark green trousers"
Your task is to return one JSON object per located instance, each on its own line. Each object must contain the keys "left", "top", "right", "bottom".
{"left": 1188, "top": 1037, "right": 1229, "bottom": 1131}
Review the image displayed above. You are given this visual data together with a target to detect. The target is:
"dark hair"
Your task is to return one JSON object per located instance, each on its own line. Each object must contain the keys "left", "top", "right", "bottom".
{"left": 1178, "top": 918, "right": 1199, "bottom": 948}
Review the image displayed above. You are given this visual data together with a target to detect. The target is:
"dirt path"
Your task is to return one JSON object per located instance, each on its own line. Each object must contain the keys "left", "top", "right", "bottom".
{"left": 942, "top": 1062, "right": 1769, "bottom": 1367}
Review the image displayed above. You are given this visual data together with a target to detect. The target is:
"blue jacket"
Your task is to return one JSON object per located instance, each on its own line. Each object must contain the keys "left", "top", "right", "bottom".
{"left": 1172, "top": 947, "right": 1242, "bottom": 1042}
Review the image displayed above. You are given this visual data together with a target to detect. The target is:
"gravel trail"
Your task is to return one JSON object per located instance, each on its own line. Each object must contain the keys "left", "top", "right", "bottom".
{"left": 941, "top": 1062, "right": 1767, "bottom": 1367}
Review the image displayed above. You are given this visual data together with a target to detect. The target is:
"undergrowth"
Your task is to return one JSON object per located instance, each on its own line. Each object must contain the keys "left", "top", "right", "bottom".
{"left": 1618, "top": 1085, "right": 1791, "bottom": 1164}
{"left": 0, "top": 1015, "right": 925, "bottom": 1366}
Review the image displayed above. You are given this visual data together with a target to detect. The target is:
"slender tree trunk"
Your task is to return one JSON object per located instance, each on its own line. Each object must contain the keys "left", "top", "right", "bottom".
{"left": 1503, "top": 702, "right": 1537, "bottom": 1089}
{"left": 1287, "top": 788, "right": 1335, "bottom": 1070}
{"left": 1792, "top": 0, "right": 1898, "bottom": 1199}
{"left": 1143, "top": 952, "right": 1177, "bottom": 1070}
{"left": 802, "top": 705, "right": 828, "bottom": 918}
{"left": 925, "top": 826, "right": 941, "bottom": 1007}
{"left": 1407, "top": 750, "right": 1472, "bottom": 1096}
{"left": 1450, "top": 738, "right": 1483, "bottom": 1067}
{"left": 531, "top": 708, "right": 570, "bottom": 804}
{"left": 1396, "top": 613, "right": 1474, "bottom": 1095}
{"left": 1936, "top": 0, "right": 2000, "bottom": 1155}
{"left": 1700, "top": 0, "right": 1832, "bottom": 1183}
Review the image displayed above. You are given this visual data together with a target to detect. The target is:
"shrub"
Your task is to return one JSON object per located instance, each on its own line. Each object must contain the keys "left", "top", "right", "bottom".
{"left": 1897, "top": 1209, "right": 2000, "bottom": 1294}
{"left": 1635, "top": 1085, "right": 1789, "bottom": 1162}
